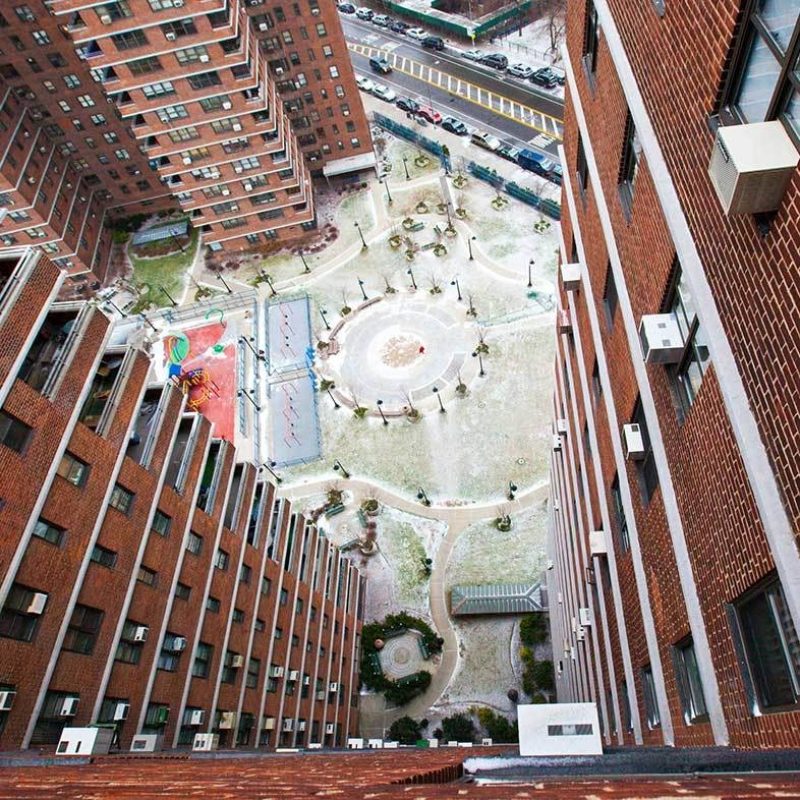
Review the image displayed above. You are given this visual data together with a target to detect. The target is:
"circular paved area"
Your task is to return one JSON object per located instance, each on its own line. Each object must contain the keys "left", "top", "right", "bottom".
{"left": 330, "top": 296, "right": 474, "bottom": 409}
{"left": 378, "top": 631, "right": 428, "bottom": 680}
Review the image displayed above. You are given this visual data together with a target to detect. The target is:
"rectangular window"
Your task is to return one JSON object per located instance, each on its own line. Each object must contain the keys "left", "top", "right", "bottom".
{"left": 610, "top": 474, "right": 629, "bottom": 552}
{"left": 112, "top": 30, "right": 148, "bottom": 51}
{"left": 206, "top": 596, "right": 221, "bottom": 613}
{"left": 152, "top": 510, "right": 171, "bottom": 536}
{"left": 214, "top": 549, "right": 229, "bottom": 570}
{"left": 32, "top": 518, "right": 65, "bottom": 546}
{"left": 57, "top": 452, "right": 88, "bottom": 486}
{"left": 0, "top": 584, "right": 46, "bottom": 642}
{"left": 193, "top": 642, "right": 213, "bottom": 678}
{"left": 642, "top": 665, "right": 660, "bottom": 728}
{"left": 90, "top": 544, "right": 117, "bottom": 568}
{"left": 618, "top": 111, "right": 642, "bottom": 219}
{"left": 63, "top": 604, "right": 103, "bottom": 654}
{"left": 137, "top": 566, "right": 158, "bottom": 587}
{"left": 240, "top": 564, "right": 251, "bottom": 584}
{"left": 673, "top": 637, "right": 709, "bottom": 724}
{"left": 129, "top": 56, "right": 163, "bottom": 76}
{"left": 246, "top": 658, "right": 260, "bottom": 689}
{"left": 261, "top": 577, "right": 272, "bottom": 596}
{"left": 602, "top": 262, "right": 617, "bottom": 329}
{"left": 0, "top": 410, "right": 32, "bottom": 453}
{"left": 280, "top": 588, "right": 288, "bottom": 606}
{"left": 582, "top": 0, "right": 599, "bottom": 79}
{"left": 591, "top": 359, "right": 602, "bottom": 407}
{"left": 109, "top": 484, "right": 134, "bottom": 515}
{"left": 142, "top": 81, "right": 175, "bottom": 99}
{"left": 188, "top": 71, "right": 221, "bottom": 90}
{"left": 175, "top": 582, "right": 191, "bottom": 601}
{"left": 186, "top": 531, "right": 203, "bottom": 554}
{"left": 734, "top": 577, "right": 800, "bottom": 710}
{"left": 232, "top": 608, "right": 245, "bottom": 624}
{"left": 576, "top": 134, "right": 589, "bottom": 197}
{"left": 631, "top": 399, "right": 659, "bottom": 505}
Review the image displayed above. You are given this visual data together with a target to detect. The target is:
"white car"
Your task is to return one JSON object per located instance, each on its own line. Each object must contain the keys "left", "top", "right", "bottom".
{"left": 462, "top": 49, "right": 484, "bottom": 61}
{"left": 355, "top": 75, "right": 375, "bottom": 92}
{"left": 507, "top": 63, "right": 535, "bottom": 79}
{"left": 371, "top": 82, "right": 397, "bottom": 102}
{"left": 406, "top": 27, "right": 428, "bottom": 41}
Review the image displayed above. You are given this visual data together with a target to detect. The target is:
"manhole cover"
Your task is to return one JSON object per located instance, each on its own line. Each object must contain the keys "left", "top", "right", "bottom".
{"left": 517, "top": 457, "right": 526, "bottom": 465}
{"left": 478, "top": 402, "right": 486, "bottom": 408}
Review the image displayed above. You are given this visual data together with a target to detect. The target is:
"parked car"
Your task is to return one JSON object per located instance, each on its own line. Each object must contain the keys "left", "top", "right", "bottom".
{"left": 530, "top": 66, "right": 558, "bottom": 88}
{"left": 396, "top": 97, "right": 420, "bottom": 114}
{"left": 518, "top": 148, "right": 558, "bottom": 178}
{"left": 442, "top": 116, "right": 468, "bottom": 135}
{"left": 497, "top": 142, "right": 521, "bottom": 163}
{"left": 416, "top": 105, "right": 442, "bottom": 124}
{"left": 421, "top": 35, "right": 445, "bottom": 50}
{"left": 507, "top": 63, "right": 534, "bottom": 79}
{"left": 406, "top": 27, "right": 428, "bottom": 41}
{"left": 390, "top": 20, "right": 410, "bottom": 33}
{"left": 372, "top": 13, "right": 391, "bottom": 27}
{"left": 470, "top": 130, "right": 501, "bottom": 151}
{"left": 480, "top": 53, "right": 508, "bottom": 70}
{"left": 371, "top": 83, "right": 397, "bottom": 102}
{"left": 369, "top": 55, "right": 392, "bottom": 74}
{"left": 337, "top": 2, "right": 356, "bottom": 12}
{"left": 355, "top": 75, "right": 375, "bottom": 92}
{"left": 550, "top": 66, "right": 566, "bottom": 85}
{"left": 547, "top": 162, "right": 563, "bottom": 184}
{"left": 355, "top": 6, "right": 373, "bottom": 20}
{"left": 461, "top": 49, "right": 484, "bottom": 61}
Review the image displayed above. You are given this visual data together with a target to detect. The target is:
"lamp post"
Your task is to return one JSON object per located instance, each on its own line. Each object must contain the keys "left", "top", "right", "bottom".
{"left": 261, "top": 460, "right": 283, "bottom": 484}
{"left": 264, "top": 274, "right": 277, "bottom": 297}
{"left": 450, "top": 277, "right": 462, "bottom": 301}
{"left": 467, "top": 235, "right": 476, "bottom": 261}
{"left": 239, "top": 335, "right": 266, "bottom": 362}
{"left": 357, "top": 278, "right": 368, "bottom": 302}
{"left": 432, "top": 386, "right": 445, "bottom": 413}
{"left": 319, "top": 307, "right": 331, "bottom": 330}
{"left": 326, "top": 387, "right": 340, "bottom": 409}
{"left": 300, "top": 250, "right": 311, "bottom": 273}
{"left": 333, "top": 459, "right": 350, "bottom": 479}
{"left": 407, "top": 267, "right": 417, "bottom": 290}
{"left": 379, "top": 177, "right": 393, "bottom": 204}
{"left": 238, "top": 388, "right": 261, "bottom": 412}
{"left": 216, "top": 272, "right": 232, "bottom": 293}
{"left": 140, "top": 314, "right": 157, "bottom": 332}
{"left": 445, "top": 201, "right": 452, "bottom": 228}
{"left": 402, "top": 156, "right": 410, "bottom": 180}
{"left": 354, "top": 220, "right": 367, "bottom": 249}
{"left": 417, "top": 487, "right": 431, "bottom": 507}
{"left": 508, "top": 481, "right": 518, "bottom": 501}
{"left": 159, "top": 285, "right": 177, "bottom": 306}
{"left": 528, "top": 258, "right": 533, "bottom": 288}
{"left": 472, "top": 350, "right": 485, "bottom": 377}
{"left": 105, "top": 300, "right": 127, "bottom": 318}
{"left": 376, "top": 399, "right": 388, "bottom": 425}
{"left": 467, "top": 295, "right": 477, "bottom": 317}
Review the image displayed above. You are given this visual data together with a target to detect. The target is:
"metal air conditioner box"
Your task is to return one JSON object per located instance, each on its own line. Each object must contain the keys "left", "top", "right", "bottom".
{"left": 708, "top": 120, "right": 798, "bottom": 215}
{"left": 560, "top": 261, "right": 582, "bottom": 292}
{"left": 557, "top": 309, "right": 572, "bottom": 334}
{"left": 556, "top": 419, "right": 568, "bottom": 435}
{"left": 622, "top": 423, "right": 645, "bottom": 461}
{"left": 639, "top": 313, "right": 684, "bottom": 364}
{"left": 218, "top": 711, "right": 236, "bottom": 729}
{"left": 263, "top": 716, "right": 276, "bottom": 730}
{"left": 113, "top": 702, "right": 130, "bottom": 721}
{"left": 0, "top": 691, "right": 16, "bottom": 711}
{"left": 130, "top": 734, "right": 162, "bottom": 752}
{"left": 579, "top": 607, "right": 592, "bottom": 627}
{"left": 192, "top": 733, "right": 219, "bottom": 751}
{"left": 589, "top": 530, "right": 607, "bottom": 556}
{"left": 552, "top": 435, "right": 562, "bottom": 452}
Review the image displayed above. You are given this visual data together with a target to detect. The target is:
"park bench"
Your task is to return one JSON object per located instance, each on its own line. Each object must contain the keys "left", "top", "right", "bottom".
{"left": 407, "top": 221, "right": 425, "bottom": 232}
{"left": 417, "top": 638, "right": 431, "bottom": 660}
{"left": 324, "top": 503, "right": 345, "bottom": 518}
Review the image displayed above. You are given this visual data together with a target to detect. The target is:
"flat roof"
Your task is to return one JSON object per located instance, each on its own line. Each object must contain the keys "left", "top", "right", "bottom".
{"left": 322, "top": 152, "right": 377, "bottom": 177}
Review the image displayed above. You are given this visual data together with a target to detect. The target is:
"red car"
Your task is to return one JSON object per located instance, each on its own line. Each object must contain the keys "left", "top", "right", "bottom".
{"left": 416, "top": 106, "right": 442, "bottom": 124}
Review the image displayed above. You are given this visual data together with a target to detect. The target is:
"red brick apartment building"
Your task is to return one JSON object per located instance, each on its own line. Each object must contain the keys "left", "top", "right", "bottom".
{"left": 0, "top": 247, "right": 363, "bottom": 751}
{"left": 548, "top": 0, "right": 800, "bottom": 748}
{"left": 0, "top": 0, "right": 372, "bottom": 280}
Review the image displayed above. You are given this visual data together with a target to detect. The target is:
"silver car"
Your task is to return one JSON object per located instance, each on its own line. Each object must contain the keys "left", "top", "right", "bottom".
{"left": 507, "top": 63, "right": 535, "bottom": 79}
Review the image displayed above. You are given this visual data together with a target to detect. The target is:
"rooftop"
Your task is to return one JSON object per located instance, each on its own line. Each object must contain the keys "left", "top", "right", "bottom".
{"left": 450, "top": 582, "right": 546, "bottom": 616}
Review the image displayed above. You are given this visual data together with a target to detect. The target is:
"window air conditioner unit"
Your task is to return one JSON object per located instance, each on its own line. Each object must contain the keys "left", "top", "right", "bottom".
{"left": 576, "top": 626, "right": 586, "bottom": 642}
{"left": 26, "top": 593, "right": 48, "bottom": 615}
{"left": 153, "top": 706, "right": 170, "bottom": 725}
{"left": 234, "top": 165, "right": 243, "bottom": 173}
{"left": 270, "top": 665, "right": 284, "bottom": 678}
{"left": 133, "top": 626, "right": 149, "bottom": 643}
{"left": 298, "top": 720, "right": 306, "bottom": 731}
{"left": 187, "top": 709, "right": 205, "bottom": 726}
{"left": 192, "top": 732, "right": 218, "bottom": 751}
{"left": 639, "top": 313, "right": 684, "bottom": 364}
{"left": 232, "top": 122, "right": 242, "bottom": 131}
{"left": 556, "top": 419, "right": 568, "bottom": 435}
{"left": 258, "top": 22, "right": 269, "bottom": 31}
{"left": 222, "top": 101, "right": 232, "bottom": 110}
{"left": 552, "top": 435, "right": 562, "bottom": 452}
{"left": 59, "top": 696, "right": 80, "bottom": 717}
{"left": 113, "top": 702, "right": 130, "bottom": 721}
{"left": 243, "top": 182, "right": 253, "bottom": 191}
{"left": 0, "top": 691, "right": 16, "bottom": 711}
{"left": 557, "top": 591, "right": 563, "bottom": 604}
{"left": 199, "top": 54, "right": 209, "bottom": 63}
{"left": 303, "top": 676, "right": 310, "bottom": 686}
{"left": 325, "top": 723, "right": 335, "bottom": 734}
{"left": 622, "top": 423, "right": 645, "bottom": 461}
{"left": 182, "top": 156, "right": 192, "bottom": 165}
{"left": 274, "top": 67, "right": 284, "bottom": 75}
{"left": 282, "top": 718, "right": 294, "bottom": 731}
{"left": 589, "top": 530, "right": 607, "bottom": 556}
{"left": 557, "top": 309, "right": 572, "bottom": 334}
{"left": 100, "top": 13, "right": 112, "bottom": 24}
{"left": 27, "top": 176, "right": 37, "bottom": 185}
{"left": 552, "top": 500, "right": 559, "bottom": 511}
{"left": 230, "top": 654, "right": 245, "bottom": 668}
{"left": 171, "top": 637, "right": 187, "bottom": 652}
{"left": 329, "top": 682, "right": 339, "bottom": 693}
{"left": 221, "top": 187, "right": 230, "bottom": 195}
{"left": 707, "top": 120, "right": 799, "bottom": 216}
{"left": 165, "top": 31, "right": 177, "bottom": 41}
{"left": 263, "top": 716, "right": 276, "bottom": 730}
{"left": 316, "top": 690, "right": 325, "bottom": 700}
{"left": 218, "top": 711, "right": 236, "bottom": 729}
{"left": 579, "top": 607, "right": 592, "bottom": 627}
{"left": 560, "top": 261, "right": 581, "bottom": 292}
{"left": 173, "top": 0, "right": 184, "bottom": 6}
{"left": 288, "top": 670, "right": 299, "bottom": 682}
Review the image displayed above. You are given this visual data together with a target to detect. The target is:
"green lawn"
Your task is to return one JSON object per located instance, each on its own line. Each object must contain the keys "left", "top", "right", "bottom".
{"left": 129, "top": 228, "right": 199, "bottom": 312}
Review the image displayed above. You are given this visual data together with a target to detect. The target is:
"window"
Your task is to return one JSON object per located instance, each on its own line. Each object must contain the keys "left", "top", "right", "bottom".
{"left": 90, "top": 544, "right": 117, "bottom": 568}
{"left": 152, "top": 510, "right": 171, "bottom": 536}
{"left": 274, "top": 626, "right": 283, "bottom": 639}
{"left": 188, "top": 72, "right": 221, "bottom": 90}
{"left": 63, "top": 604, "right": 103, "bottom": 654}
{"left": 129, "top": 55, "right": 163, "bottom": 76}
{"left": 591, "top": 359, "right": 602, "bottom": 406}
{"left": 602, "top": 262, "right": 617, "bottom": 329}
{"left": 0, "top": 410, "right": 32, "bottom": 453}
{"left": 641, "top": 665, "right": 661, "bottom": 728}
{"left": 161, "top": 18, "right": 197, "bottom": 38}
{"left": 255, "top": 618, "right": 266, "bottom": 632}
{"left": 240, "top": 564, "right": 251, "bottom": 584}
{"left": 673, "top": 638, "right": 708, "bottom": 724}
{"left": 0, "top": 584, "right": 46, "bottom": 642}
{"left": 186, "top": 531, "right": 203, "bottom": 554}
{"left": 618, "top": 111, "right": 642, "bottom": 219}
{"left": 261, "top": 576, "right": 272, "bottom": 596}
{"left": 206, "top": 596, "right": 221, "bottom": 613}
{"left": 176, "top": 46, "right": 208, "bottom": 65}
{"left": 221, "top": 651, "right": 240, "bottom": 683}
{"left": 142, "top": 81, "right": 174, "bottom": 99}
{"left": 631, "top": 399, "right": 659, "bottom": 505}
{"left": 157, "top": 104, "right": 189, "bottom": 123}
{"left": 296, "top": 597, "right": 304, "bottom": 615}
{"left": 115, "top": 620, "right": 146, "bottom": 664}
{"left": 664, "top": 263, "right": 711, "bottom": 416}
{"left": 280, "top": 588, "right": 288, "bottom": 606}
{"left": 112, "top": 30, "right": 148, "bottom": 51}
{"left": 57, "top": 452, "right": 88, "bottom": 486}
{"left": 175, "top": 582, "right": 191, "bottom": 601}
{"left": 722, "top": 3, "right": 800, "bottom": 141}
{"left": 15, "top": 5, "right": 36, "bottom": 21}
{"left": 734, "top": 576, "right": 800, "bottom": 710}
{"left": 576, "top": 134, "right": 589, "bottom": 197}
{"left": 193, "top": 642, "right": 213, "bottom": 678}
{"left": 246, "top": 658, "right": 260, "bottom": 688}
{"left": 32, "top": 30, "right": 51, "bottom": 46}
{"left": 582, "top": 0, "right": 599, "bottom": 80}
{"left": 77, "top": 94, "right": 95, "bottom": 108}
{"left": 63, "top": 74, "right": 80, "bottom": 89}
{"left": 610, "top": 473, "right": 629, "bottom": 552}
{"left": 137, "top": 566, "right": 158, "bottom": 587}
{"left": 232, "top": 608, "right": 245, "bottom": 624}
{"left": 109, "top": 484, "right": 134, "bottom": 515}
{"left": 33, "top": 518, "right": 65, "bottom": 546}
{"left": 621, "top": 680, "right": 633, "bottom": 731}
{"left": 214, "top": 549, "right": 229, "bottom": 570}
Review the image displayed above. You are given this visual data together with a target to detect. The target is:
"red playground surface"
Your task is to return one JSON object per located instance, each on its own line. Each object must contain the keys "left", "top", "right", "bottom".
{"left": 163, "top": 321, "right": 236, "bottom": 442}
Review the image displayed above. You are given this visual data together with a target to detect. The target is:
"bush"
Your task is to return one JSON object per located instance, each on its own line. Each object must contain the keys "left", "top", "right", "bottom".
{"left": 475, "top": 707, "right": 518, "bottom": 743}
{"left": 519, "top": 614, "right": 549, "bottom": 647}
{"left": 387, "top": 716, "right": 423, "bottom": 744}
{"left": 531, "top": 660, "right": 555, "bottom": 692}
{"left": 384, "top": 670, "right": 431, "bottom": 705}
{"left": 441, "top": 713, "right": 475, "bottom": 743}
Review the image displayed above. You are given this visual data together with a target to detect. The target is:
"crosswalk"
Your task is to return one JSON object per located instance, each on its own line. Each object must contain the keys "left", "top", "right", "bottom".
{"left": 348, "top": 42, "right": 564, "bottom": 140}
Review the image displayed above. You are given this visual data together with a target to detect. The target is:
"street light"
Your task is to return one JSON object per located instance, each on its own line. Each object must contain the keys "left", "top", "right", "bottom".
{"left": 450, "top": 277, "right": 462, "bottom": 301}
{"left": 264, "top": 274, "right": 277, "bottom": 297}
{"left": 239, "top": 335, "right": 266, "bottom": 362}
{"left": 432, "top": 386, "right": 445, "bottom": 413}
{"left": 445, "top": 201, "right": 452, "bottom": 228}
{"left": 402, "top": 156, "right": 410, "bottom": 180}
{"left": 379, "top": 177, "right": 393, "bottom": 204}
{"left": 260, "top": 460, "right": 283, "bottom": 484}
{"left": 159, "top": 285, "right": 178, "bottom": 307}
{"left": 105, "top": 300, "right": 127, "bottom": 318}
{"left": 467, "top": 235, "right": 476, "bottom": 261}
{"left": 319, "top": 307, "right": 331, "bottom": 330}
{"left": 417, "top": 487, "right": 431, "bottom": 507}
{"left": 528, "top": 258, "right": 534, "bottom": 288}
{"left": 354, "top": 220, "right": 367, "bottom": 249}
{"left": 216, "top": 272, "right": 232, "bottom": 294}
{"left": 333, "top": 459, "right": 350, "bottom": 479}
{"left": 467, "top": 295, "right": 477, "bottom": 317}
{"left": 357, "top": 277, "right": 368, "bottom": 302}
{"left": 472, "top": 350, "right": 485, "bottom": 377}
{"left": 407, "top": 267, "right": 417, "bottom": 290}
{"left": 508, "top": 481, "right": 518, "bottom": 501}
{"left": 376, "top": 399, "right": 389, "bottom": 425}
{"left": 326, "top": 386, "right": 340, "bottom": 409}
{"left": 300, "top": 250, "right": 311, "bottom": 273}
{"left": 238, "top": 388, "right": 261, "bottom": 412}
{"left": 140, "top": 313, "right": 157, "bottom": 332}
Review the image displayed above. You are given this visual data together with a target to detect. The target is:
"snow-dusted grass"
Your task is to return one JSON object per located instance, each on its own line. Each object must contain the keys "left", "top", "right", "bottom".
{"left": 378, "top": 137, "right": 441, "bottom": 182}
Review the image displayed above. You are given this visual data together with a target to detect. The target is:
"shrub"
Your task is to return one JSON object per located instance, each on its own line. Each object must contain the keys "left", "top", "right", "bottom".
{"left": 475, "top": 707, "right": 518, "bottom": 743}
{"left": 441, "top": 713, "right": 475, "bottom": 743}
{"left": 384, "top": 670, "right": 431, "bottom": 705}
{"left": 531, "top": 660, "right": 555, "bottom": 692}
{"left": 519, "top": 614, "right": 549, "bottom": 647}
{"left": 387, "top": 716, "right": 422, "bottom": 745}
